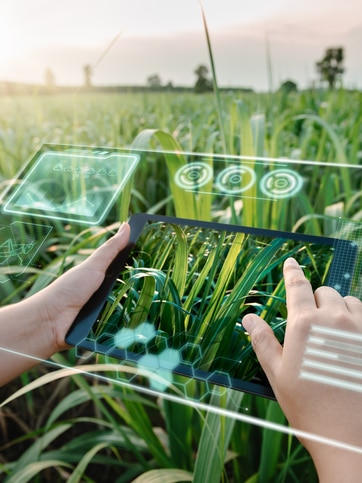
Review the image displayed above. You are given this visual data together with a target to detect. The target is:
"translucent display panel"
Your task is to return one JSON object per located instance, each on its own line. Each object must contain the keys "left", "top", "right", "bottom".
{"left": 2, "top": 144, "right": 139, "bottom": 225}
{"left": 1, "top": 143, "right": 361, "bottom": 460}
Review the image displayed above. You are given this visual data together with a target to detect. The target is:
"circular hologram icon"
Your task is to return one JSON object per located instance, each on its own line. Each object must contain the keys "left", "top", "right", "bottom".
{"left": 260, "top": 169, "right": 303, "bottom": 199}
{"left": 175, "top": 162, "right": 213, "bottom": 190}
{"left": 215, "top": 165, "right": 256, "bottom": 194}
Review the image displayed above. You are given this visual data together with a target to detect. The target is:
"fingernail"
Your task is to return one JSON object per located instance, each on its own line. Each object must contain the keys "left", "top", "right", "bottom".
{"left": 242, "top": 314, "right": 255, "bottom": 333}
{"left": 284, "top": 257, "right": 299, "bottom": 267}
{"left": 116, "top": 222, "right": 127, "bottom": 235}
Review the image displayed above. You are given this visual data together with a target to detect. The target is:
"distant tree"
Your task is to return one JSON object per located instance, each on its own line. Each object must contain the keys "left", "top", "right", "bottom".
{"left": 83, "top": 64, "right": 93, "bottom": 88}
{"left": 44, "top": 67, "right": 55, "bottom": 91}
{"left": 146, "top": 73, "right": 162, "bottom": 90}
{"left": 316, "top": 47, "right": 344, "bottom": 89}
{"left": 194, "top": 64, "right": 212, "bottom": 93}
{"left": 279, "top": 79, "right": 298, "bottom": 94}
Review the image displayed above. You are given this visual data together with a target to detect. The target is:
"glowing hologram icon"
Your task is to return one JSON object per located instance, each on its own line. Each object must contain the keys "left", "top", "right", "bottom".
{"left": 300, "top": 324, "right": 362, "bottom": 393}
{"left": 260, "top": 169, "right": 303, "bottom": 199}
{"left": 106, "top": 325, "right": 253, "bottom": 396}
{"left": 215, "top": 165, "right": 256, "bottom": 194}
{"left": 174, "top": 162, "right": 213, "bottom": 190}
{"left": 114, "top": 322, "right": 156, "bottom": 348}
{"left": 13, "top": 185, "right": 103, "bottom": 217}
{"left": 138, "top": 349, "right": 181, "bottom": 391}
{"left": 308, "top": 323, "right": 362, "bottom": 342}
{"left": 113, "top": 322, "right": 181, "bottom": 391}
{"left": 0, "top": 222, "right": 52, "bottom": 283}
{"left": 0, "top": 238, "right": 36, "bottom": 265}
{"left": 3, "top": 150, "right": 140, "bottom": 225}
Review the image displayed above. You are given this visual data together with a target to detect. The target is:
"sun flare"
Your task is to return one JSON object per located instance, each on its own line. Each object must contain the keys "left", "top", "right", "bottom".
{"left": 0, "top": 18, "right": 25, "bottom": 63}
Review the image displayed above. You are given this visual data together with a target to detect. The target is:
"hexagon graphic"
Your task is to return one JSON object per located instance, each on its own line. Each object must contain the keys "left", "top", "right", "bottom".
{"left": 114, "top": 322, "right": 156, "bottom": 348}
{"left": 206, "top": 371, "right": 233, "bottom": 397}
{"left": 158, "top": 348, "right": 181, "bottom": 370}
{"left": 149, "top": 369, "right": 173, "bottom": 392}
{"left": 115, "top": 359, "right": 140, "bottom": 384}
{"left": 137, "top": 353, "right": 172, "bottom": 392}
{"left": 113, "top": 327, "right": 136, "bottom": 349}
{"left": 75, "top": 340, "right": 96, "bottom": 360}
{"left": 180, "top": 342, "right": 203, "bottom": 367}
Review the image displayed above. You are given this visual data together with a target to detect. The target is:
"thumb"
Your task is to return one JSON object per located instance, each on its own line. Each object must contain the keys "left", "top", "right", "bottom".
{"left": 242, "top": 314, "right": 283, "bottom": 387}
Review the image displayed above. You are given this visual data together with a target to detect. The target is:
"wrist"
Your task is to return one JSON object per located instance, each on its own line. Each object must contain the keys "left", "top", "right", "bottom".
{"left": 29, "top": 289, "right": 69, "bottom": 354}
{"left": 310, "top": 445, "right": 362, "bottom": 482}
{"left": 0, "top": 297, "right": 57, "bottom": 386}
{"left": 22, "top": 295, "right": 59, "bottom": 358}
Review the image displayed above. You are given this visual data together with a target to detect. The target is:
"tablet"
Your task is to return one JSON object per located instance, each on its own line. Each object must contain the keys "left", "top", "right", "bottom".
{"left": 66, "top": 214, "right": 358, "bottom": 399}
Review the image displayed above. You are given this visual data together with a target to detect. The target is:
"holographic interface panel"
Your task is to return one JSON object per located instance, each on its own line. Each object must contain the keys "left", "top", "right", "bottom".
{"left": 3, "top": 145, "right": 139, "bottom": 225}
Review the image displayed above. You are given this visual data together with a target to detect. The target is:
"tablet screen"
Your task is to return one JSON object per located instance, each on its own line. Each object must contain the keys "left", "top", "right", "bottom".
{"left": 66, "top": 214, "right": 357, "bottom": 398}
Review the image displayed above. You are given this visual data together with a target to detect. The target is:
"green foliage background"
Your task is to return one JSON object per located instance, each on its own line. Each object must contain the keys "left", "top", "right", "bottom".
{"left": 0, "top": 87, "right": 361, "bottom": 482}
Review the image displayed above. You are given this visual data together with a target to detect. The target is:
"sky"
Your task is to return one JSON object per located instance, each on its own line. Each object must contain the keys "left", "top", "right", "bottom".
{"left": 0, "top": 0, "right": 361, "bottom": 91}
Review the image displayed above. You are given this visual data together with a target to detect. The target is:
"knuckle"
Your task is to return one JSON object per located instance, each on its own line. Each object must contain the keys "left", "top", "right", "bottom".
{"left": 286, "top": 273, "right": 310, "bottom": 289}
{"left": 330, "top": 309, "right": 353, "bottom": 325}
{"left": 344, "top": 295, "right": 362, "bottom": 305}
{"left": 250, "top": 326, "right": 270, "bottom": 351}
{"left": 293, "top": 309, "right": 315, "bottom": 331}
{"left": 314, "top": 285, "right": 334, "bottom": 296}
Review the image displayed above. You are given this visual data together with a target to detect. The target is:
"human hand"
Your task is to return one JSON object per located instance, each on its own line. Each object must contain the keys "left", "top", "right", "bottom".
{"left": 31, "top": 222, "right": 131, "bottom": 353}
{"left": 0, "top": 223, "right": 130, "bottom": 386}
{"left": 242, "top": 257, "right": 362, "bottom": 481}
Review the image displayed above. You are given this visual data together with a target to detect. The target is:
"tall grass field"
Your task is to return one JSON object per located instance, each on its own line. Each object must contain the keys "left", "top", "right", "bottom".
{"left": 0, "top": 88, "right": 361, "bottom": 482}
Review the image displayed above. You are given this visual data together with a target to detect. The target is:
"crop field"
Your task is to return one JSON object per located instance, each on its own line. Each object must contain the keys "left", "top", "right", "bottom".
{"left": 0, "top": 88, "right": 361, "bottom": 482}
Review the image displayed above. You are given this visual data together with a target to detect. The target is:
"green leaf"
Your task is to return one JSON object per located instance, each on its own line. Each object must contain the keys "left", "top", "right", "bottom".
{"left": 104, "top": 389, "right": 171, "bottom": 468}
{"left": 7, "top": 424, "right": 72, "bottom": 477}
{"left": 162, "top": 394, "right": 194, "bottom": 470}
{"left": 5, "top": 460, "right": 72, "bottom": 483}
{"left": 193, "top": 390, "right": 243, "bottom": 483}
{"left": 132, "top": 129, "right": 212, "bottom": 220}
{"left": 258, "top": 401, "right": 286, "bottom": 482}
{"left": 131, "top": 468, "right": 193, "bottom": 483}
{"left": 67, "top": 442, "right": 109, "bottom": 483}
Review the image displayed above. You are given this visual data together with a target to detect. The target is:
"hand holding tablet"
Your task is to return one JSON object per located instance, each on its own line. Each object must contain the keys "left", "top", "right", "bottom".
{"left": 243, "top": 257, "right": 362, "bottom": 481}
{"left": 66, "top": 213, "right": 357, "bottom": 399}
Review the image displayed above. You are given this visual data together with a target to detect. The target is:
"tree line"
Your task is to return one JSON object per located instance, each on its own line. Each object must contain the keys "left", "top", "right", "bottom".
{"left": 80, "top": 46, "right": 345, "bottom": 93}
{"left": 0, "top": 46, "right": 347, "bottom": 96}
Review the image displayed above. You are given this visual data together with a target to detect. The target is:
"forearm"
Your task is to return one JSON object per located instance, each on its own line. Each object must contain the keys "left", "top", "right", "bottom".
{"left": 0, "top": 223, "right": 131, "bottom": 387}
{"left": 243, "top": 258, "right": 362, "bottom": 483}
{"left": 0, "top": 297, "right": 56, "bottom": 386}
{"left": 312, "top": 447, "right": 362, "bottom": 482}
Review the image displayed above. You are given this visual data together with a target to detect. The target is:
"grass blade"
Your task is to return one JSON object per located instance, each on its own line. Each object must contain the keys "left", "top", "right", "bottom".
{"left": 131, "top": 468, "right": 193, "bottom": 483}
{"left": 198, "top": 0, "right": 227, "bottom": 154}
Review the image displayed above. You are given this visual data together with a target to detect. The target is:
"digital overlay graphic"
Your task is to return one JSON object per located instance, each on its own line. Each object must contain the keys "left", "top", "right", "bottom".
{"left": 3, "top": 149, "right": 140, "bottom": 225}
{"left": 174, "top": 160, "right": 304, "bottom": 199}
{"left": 0, "top": 221, "right": 52, "bottom": 283}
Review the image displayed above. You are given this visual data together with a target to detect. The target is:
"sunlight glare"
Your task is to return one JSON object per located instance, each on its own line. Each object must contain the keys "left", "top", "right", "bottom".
{"left": 0, "top": 17, "right": 25, "bottom": 63}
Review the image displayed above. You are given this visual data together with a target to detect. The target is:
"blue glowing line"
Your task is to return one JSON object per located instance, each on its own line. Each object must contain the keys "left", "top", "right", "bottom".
{"left": 1, "top": 345, "right": 362, "bottom": 455}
